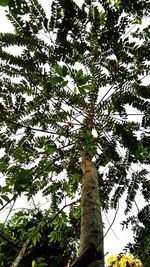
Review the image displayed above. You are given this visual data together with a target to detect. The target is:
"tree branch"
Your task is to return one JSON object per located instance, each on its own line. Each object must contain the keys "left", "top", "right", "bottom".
{"left": 10, "top": 237, "right": 31, "bottom": 267}
{"left": 0, "top": 231, "right": 20, "bottom": 251}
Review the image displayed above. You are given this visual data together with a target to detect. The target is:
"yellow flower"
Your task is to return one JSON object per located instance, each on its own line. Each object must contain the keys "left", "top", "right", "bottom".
{"left": 119, "top": 257, "right": 126, "bottom": 267}
{"left": 107, "top": 255, "right": 117, "bottom": 266}
{"left": 132, "top": 258, "right": 143, "bottom": 267}
{"left": 107, "top": 255, "right": 143, "bottom": 267}
{"left": 124, "top": 255, "right": 132, "bottom": 264}
{"left": 118, "top": 255, "right": 132, "bottom": 267}
{"left": 114, "top": 261, "right": 120, "bottom": 267}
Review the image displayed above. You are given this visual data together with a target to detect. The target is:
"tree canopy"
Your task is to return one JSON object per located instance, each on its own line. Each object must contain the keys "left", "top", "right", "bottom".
{"left": 0, "top": 0, "right": 150, "bottom": 266}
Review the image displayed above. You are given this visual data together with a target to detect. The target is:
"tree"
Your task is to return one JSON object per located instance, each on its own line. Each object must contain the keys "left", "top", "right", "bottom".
{"left": 123, "top": 204, "right": 150, "bottom": 267}
{"left": 0, "top": 208, "right": 79, "bottom": 266}
{"left": 0, "top": 0, "right": 150, "bottom": 266}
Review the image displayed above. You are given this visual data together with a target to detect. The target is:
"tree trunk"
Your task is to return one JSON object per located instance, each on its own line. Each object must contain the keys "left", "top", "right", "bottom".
{"left": 10, "top": 237, "right": 30, "bottom": 267}
{"left": 80, "top": 150, "right": 104, "bottom": 267}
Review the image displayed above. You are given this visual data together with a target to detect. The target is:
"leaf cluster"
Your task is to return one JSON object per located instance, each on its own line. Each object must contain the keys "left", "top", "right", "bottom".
{"left": 0, "top": 208, "right": 79, "bottom": 266}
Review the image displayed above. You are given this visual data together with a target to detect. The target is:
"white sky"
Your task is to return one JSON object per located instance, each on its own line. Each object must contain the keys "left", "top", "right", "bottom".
{"left": 0, "top": 1, "right": 149, "bottom": 264}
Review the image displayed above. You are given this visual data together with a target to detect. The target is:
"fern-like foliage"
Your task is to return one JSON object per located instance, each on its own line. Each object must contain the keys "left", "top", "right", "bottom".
{"left": 0, "top": 0, "right": 149, "bottom": 221}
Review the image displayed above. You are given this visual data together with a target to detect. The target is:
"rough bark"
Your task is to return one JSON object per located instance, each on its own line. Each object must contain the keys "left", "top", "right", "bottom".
{"left": 80, "top": 150, "right": 104, "bottom": 267}
{"left": 10, "top": 237, "right": 30, "bottom": 267}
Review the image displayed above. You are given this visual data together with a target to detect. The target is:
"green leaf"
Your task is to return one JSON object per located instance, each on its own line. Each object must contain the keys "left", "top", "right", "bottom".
{"left": 56, "top": 130, "right": 69, "bottom": 137}
{"left": 32, "top": 236, "right": 37, "bottom": 246}
{"left": 84, "top": 84, "right": 94, "bottom": 90}
{"left": 51, "top": 76, "right": 64, "bottom": 84}
{"left": 54, "top": 64, "right": 62, "bottom": 76}
{"left": 1, "top": 195, "right": 10, "bottom": 202}
{"left": 78, "top": 86, "right": 87, "bottom": 95}
{"left": 0, "top": 0, "right": 9, "bottom": 6}
{"left": 61, "top": 80, "right": 68, "bottom": 87}
{"left": 81, "top": 75, "right": 91, "bottom": 85}
{"left": 48, "top": 231, "right": 61, "bottom": 243}
{"left": 45, "top": 145, "right": 56, "bottom": 154}
{"left": 75, "top": 70, "right": 91, "bottom": 86}
{"left": 38, "top": 263, "right": 48, "bottom": 267}
{"left": 32, "top": 232, "right": 41, "bottom": 246}
{"left": 75, "top": 69, "right": 83, "bottom": 82}
{"left": 45, "top": 140, "right": 56, "bottom": 152}
{"left": 0, "top": 199, "right": 3, "bottom": 206}
{"left": 62, "top": 65, "right": 68, "bottom": 77}
{"left": 13, "top": 168, "right": 32, "bottom": 191}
